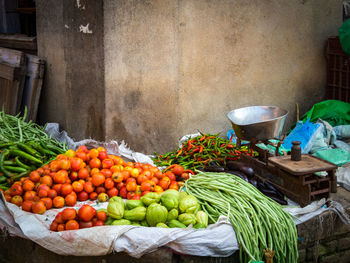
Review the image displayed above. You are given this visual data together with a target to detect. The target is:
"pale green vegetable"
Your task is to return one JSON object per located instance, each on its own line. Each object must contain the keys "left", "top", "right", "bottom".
{"left": 167, "top": 208, "right": 179, "bottom": 221}
{"left": 107, "top": 196, "right": 125, "bottom": 219}
{"left": 141, "top": 192, "right": 161, "bottom": 206}
{"left": 123, "top": 206, "right": 147, "bottom": 221}
{"left": 160, "top": 189, "right": 179, "bottom": 210}
{"left": 195, "top": 211, "right": 208, "bottom": 227}
{"left": 178, "top": 213, "right": 196, "bottom": 226}
{"left": 156, "top": 222, "right": 169, "bottom": 228}
{"left": 179, "top": 195, "right": 200, "bottom": 214}
{"left": 146, "top": 203, "right": 168, "bottom": 226}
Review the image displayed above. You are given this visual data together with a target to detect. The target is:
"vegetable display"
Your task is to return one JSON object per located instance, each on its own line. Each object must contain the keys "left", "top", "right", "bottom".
{"left": 184, "top": 171, "right": 298, "bottom": 263}
{"left": 152, "top": 132, "right": 257, "bottom": 171}
{"left": 3, "top": 146, "right": 185, "bottom": 214}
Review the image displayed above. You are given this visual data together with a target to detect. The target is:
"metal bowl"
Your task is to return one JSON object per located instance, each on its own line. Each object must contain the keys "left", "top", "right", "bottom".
{"left": 227, "top": 106, "right": 288, "bottom": 141}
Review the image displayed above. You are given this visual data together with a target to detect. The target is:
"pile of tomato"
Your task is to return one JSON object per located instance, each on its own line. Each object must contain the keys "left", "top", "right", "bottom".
{"left": 2, "top": 146, "right": 187, "bottom": 214}
{"left": 49, "top": 205, "right": 105, "bottom": 231}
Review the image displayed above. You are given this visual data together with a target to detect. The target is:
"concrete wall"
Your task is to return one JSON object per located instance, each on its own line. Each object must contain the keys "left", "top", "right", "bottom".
{"left": 37, "top": 0, "right": 342, "bottom": 154}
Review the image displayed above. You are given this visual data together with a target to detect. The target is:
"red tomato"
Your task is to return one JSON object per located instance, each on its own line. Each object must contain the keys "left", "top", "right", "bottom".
{"left": 65, "top": 220, "right": 79, "bottom": 230}
{"left": 78, "top": 191, "right": 89, "bottom": 201}
{"left": 172, "top": 165, "right": 184, "bottom": 176}
{"left": 96, "top": 211, "right": 107, "bottom": 221}
{"left": 119, "top": 186, "right": 127, "bottom": 198}
{"left": 79, "top": 221, "right": 93, "bottom": 229}
{"left": 10, "top": 184, "right": 23, "bottom": 196}
{"left": 98, "top": 151, "right": 108, "bottom": 160}
{"left": 102, "top": 159, "right": 114, "bottom": 169}
{"left": 78, "top": 205, "right": 96, "bottom": 222}
{"left": 104, "top": 178, "right": 114, "bottom": 189}
{"left": 107, "top": 187, "right": 118, "bottom": 198}
{"left": 165, "top": 171, "right": 176, "bottom": 181}
{"left": 70, "top": 157, "right": 84, "bottom": 171}
{"left": 127, "top": 191, "right": 136, "bottom": 200}
{"left": 61, "top": 208, "right": 77, "bottom": 221}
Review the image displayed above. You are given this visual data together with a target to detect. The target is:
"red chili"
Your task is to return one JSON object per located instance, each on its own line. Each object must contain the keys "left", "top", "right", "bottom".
{"left": 183, "top": 169, "right": 195, "bottom": 175}
{"left": 164, "top": 164, "right": 176, "bottom": 172}
{"left": 199, "top": 135, "right": 206, "bottom": 141}
{"left": 226, "top": 144, "right": 234, "bottom": 149}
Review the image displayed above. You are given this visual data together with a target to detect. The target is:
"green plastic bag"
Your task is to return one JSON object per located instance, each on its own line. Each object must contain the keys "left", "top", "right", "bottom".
{"left": 339, "top": 19, "right": 350, "bottom": 56}
{"left": 300, "top": 100, "right": 350, "bottom": 127}
{"left": 313, "top": 148, "right": 350, "bottom": 166}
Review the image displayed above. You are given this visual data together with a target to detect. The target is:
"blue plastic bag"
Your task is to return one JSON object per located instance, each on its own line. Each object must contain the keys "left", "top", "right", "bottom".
{"left": 282, "top": 120, "right": 322, "bottom": 154}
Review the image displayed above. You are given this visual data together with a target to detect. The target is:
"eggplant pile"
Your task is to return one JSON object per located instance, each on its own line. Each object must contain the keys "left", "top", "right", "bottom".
{"left": 203, "top": 161, "right": 288, "bottom": 205}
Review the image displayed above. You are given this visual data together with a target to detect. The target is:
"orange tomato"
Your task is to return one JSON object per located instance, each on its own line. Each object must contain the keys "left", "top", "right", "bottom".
{"left": 125, "top": 177, "right": 136, "bottom": 185}
{"left": 40, "top": 175, "right": 53, "bottom": 187}
{"left": 104, "top": 178, "right": 114, "bottom": 189}
{"left": 158, "top": 177, "right": 171, "bottom": 190}
{"left": 83, "top": 181, "right": 95, "bottom": 193}
{"left": 10, "top": 184, "right": 23, "bottom": 196}
{"left": 88, "top": 149, "right": 99, "bottom": 159}
{"left": 49, "top": 160, "right": 61, "bottom": 172}
{"left": 50, "top": 221, "right": 58, "bottom": 231}
{"left": 140, "top": 181, "right": 152, "bottom": 192}
{"left": 72, "top": 181, "right": 84, "bottom": 192}
{"left": 40, "top": 197, "right": 53, "bottom": 209}
{"left": 57, "top": 224, "right": 65, "bottom": 231}
{"left": 127, "top": 191, "right": 136, "bottom": 200}
{"left": 52, "top": 184, "right": 62, "bottom": 194}
{"left": 54, "top": 212, "right": 65, "bottom": 224}
{"left": 78, "top": 168, "right": 89, "bottom": 179}
{"left": 32, "top": 200, "right": 46, "bottom": 214}
{"left": 78, "top": 204, "right": 96, "bottom": 222}
{"left": 70, "top": 171, "right": 78, "bottom": 181}
{"left": 65, "top": 149, "right": 76, "bottom": 157}
{"left": 65, "top": 220, "right": 79, "bottom": 230}
{"left": 60, "top": 183, "right": 73, "bottom": 196}
{"left": 89, "top": 158, "right": 101, "bottom": 169}
{"left": 58, "top": 158, "right": 71, "bottom": 170}
{"left": 65, "top": 193, "right": 77, "bottom": 206}
{"left": 11, "top": 195, "right": 23, "bottom": 206}
{"left": 97, "top": 210, "right": 107, "bottom": 221}
{"left": 70, "top": 157, "right": 83, "bottom": 171}
{"left": 137, "top": 174, "right": 147, "bottom": 185}
{"left": 4, "top": 194, "right": 11, "bottom": 202}
{"left": 110, "top": 165, "right": 123, "bottom": 173}
{"left": 89, "top": 192, "right": 98, "bottom": 200}
{"left": 100, "top": 168, "right": 112, "bottom": 178}
{"left": 23, "top": 190, "right": 37, "bottom": 201}
{"left": 154, "top": 170, "right": 164, "bottom": 180}
{"left": 79, "top": 221, "right": 93, "bottom": 229}
{"left": 101, "top": 159, "right": 113, "bottom": 169}
{"left": 126, "top": 181, "right": 137, "bottom": 192}
{"left": 77, "top": 145, "right": 88, "bottom": 153}
{"left": 165, "top": 171, "right": 176, "bottom": 181}
{"left": 53, "top": 196, "right": 65, "bottom": 208}
{"left": 142, "top": 170, "right": 153, "bottom": 180}
{"left": 135, "top": 185, "right": 142, "bottom": 196}
{"left": 169, "top": 181, "right": 179, "bottom": 191}
{"left": 112, "top": 172, "right": 124, "bottom": 183}
{"left": 151, "top": 177, "right": 159, "bottom": 185}
{"left": 121, "top": 170, "right": 130, "bottom": 181}
{"left": 141, "top": 190, "right": 151, "bottom": 196}
{"left": 61, "top": 208, "right": 77, "bottom": 221}
{"left": 154, "top": 185, "right": 164, "bottom": 194}
{"left": 47, "top": 189, "right": 58, "bottom": 199}
{"left": 97, "top": 193, "right": 109, "bottom": 202}
{"left": 22, "top": 200, "right": 33, "bottom": 212}
{"left": 92, "top": 173, "right": 105, "bottom": 187}
{"left": 107, "top": 187, "right": 118, "bottom": 198}
{"left": 97, "top": 147, "right": 107, "bottom": 153}
{"left": 29, "top": 171, "right": 41, "bottom": 182}
{"left": 22, "top": 180, "right": 35, "bottom": 192}
{"left": 75, "top": 151, "right": 87, "bottom": 162}
{"left": 130, "top": 168, "right": 139, "bottom": 178}
{"left": 172, "top": 165, "right": 184, "bottom": 176}
{"left": 54, "top": 170, "right": 68, "bottom": 184}
{"left": 95, "top": 186, "right": 106, "bottom": 194}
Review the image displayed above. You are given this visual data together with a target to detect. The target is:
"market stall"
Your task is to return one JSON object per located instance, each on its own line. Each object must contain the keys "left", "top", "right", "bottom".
{"left": 1, "top": 101, "right": 350, "bottom": 263}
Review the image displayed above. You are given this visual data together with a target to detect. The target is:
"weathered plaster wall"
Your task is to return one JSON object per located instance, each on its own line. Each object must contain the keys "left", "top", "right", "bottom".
{"left": 36, "top": 0, "right": 105, "bottom": 141}
{"left": 104, "top": 0, "right": 342, "bottom": 154}
{"left": 36, "top": 0, "right": 342, "bottom": 154}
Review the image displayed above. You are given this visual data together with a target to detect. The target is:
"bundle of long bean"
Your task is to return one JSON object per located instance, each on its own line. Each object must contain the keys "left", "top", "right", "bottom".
{"left": 184, "top": 172, "right": 298, "bottom": 263}
{"left": 153, "top": 133, "right": 257, "bottom": 171}
{"left": 0, "top": 108, "right": 67, "bottom": 150}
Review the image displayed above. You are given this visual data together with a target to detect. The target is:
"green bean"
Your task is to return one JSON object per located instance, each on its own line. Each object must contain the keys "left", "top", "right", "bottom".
{"left": 185, "top": 171, "right": 298, "bottom": 263}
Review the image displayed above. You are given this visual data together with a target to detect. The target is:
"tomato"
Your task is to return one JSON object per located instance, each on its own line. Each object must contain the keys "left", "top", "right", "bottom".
{"left": 79, "top": 221, "right": 93, "bottom": 229}
{"left": 89, "top": 158, "right": 101, "bottom": 169}
{"left": 65, "top": 149, "right": 76, "bottom": 157}
{"left": 116, "top": 182, "right": 125, "bottom": 190}
{"left": 52, "top": 184, "right": 62, "bottom": 194}
{"left": 151, "top": 177, "right": 159, "bottom": 185}
{"left": 32, "top": 201, "right": 47, "bottom": 214}
{"left": 97, "top": 146, "right": 107, "bottom": 153}
{"left": 101, "top": 158, "right": 113, "bottom": 169}
{"left": 65, "top": 220, "right": 79, "bottom": 230}
{"left": 50, "top": 221, "right": 58, "bottom": 231}
{"left": 89, "top": 192, "right": 98, "bottom": 200}
{"left": 78, "top": 191, "right": 89, "bottom": 201}
{"left": 10, "top": 184, "right": 23, "bottom": 196}
{"left": 69, "top": 171, "right": 78, "bottom": 181}
{"left": 154, "top": 170, "right": 164, "bottom": 180}
{"left": 57, "top": 224, "right": 65, "bottom": 231}
{"left": 72, "top": 181, "right": 84, "bottom": 193}
{"left": 78, "top": 205, "right": 96, "bottom": 222}
{"left": 107, "top": 187, "right": 118, "bottom": 198}
{"left": 92, "top": 173, "right": 105, "bottom": 187}
{"left": 169, "top": 181, "right": 179, "bottom": 191}
{"left": 60, "top": 183, "right": 73, "bottom": 196}
{"left": 104, "top": 178, "right": 114, "bottom": 189}
{"left": 158, "top": 178, "right": 171, "bottom": 190}
{"left": 75, "top": 151, "right": 87, "bottom": 162}
{"left": 165, "top": 171, "right": 176, "bottom": 181}
{"left": 41, "top": 197, "right": 53, "bottom": 209}
{"left": 154, "top": 185, "right": 164, "bottom": 194}
{"left": 112, "top": 172, "right": 124, "bottom": 183}
{"left": 127, "top": 191, "right": 136, "bottom": 200}
{"left": 125, "top": 162, "right": 134, "bottom": 168}
{"left": 54, "top": 212, "right": 65, "bottom": 224}
{"left": 96, "top": 210, "right": 107, "bottom": 221}
{"left": 54, "top": 170, "right": 68, "bottom": 184}
{"left": 135, "top": 185, "right": 142, "bottom": 196}
{"left": 136, "top": 174, "right": 147, "bottom": 185}
{"left": 77, "top": 145, "right": 88, "bottom": 153}
{"left": 49, "top": 160, "right": 60, "bottom": 172}
{"left": 126, "top": 181, "right": 137, "bottom": 192}
{"left": 181, "top": 172, "right": 190, "bottom": 180}
{"left": 142, "top": 170, "right": 153, "bottom": 180}
{"left": 88, "top": 149, "right": 99, "bottom": 159}
{"left": 130, "top": 168, "right": 139, "bottom": 178}
{"left": 119, "top": 186, "right": 127, "bottom": 198}
{"left": 141, "top": 190, "right": 151, "bottom": 196}
{"left": 125, "top": 177, "right": 136, "bottom": 184}
{"left": 29, "top": 171, "right": 40, "bottom": 182}
{"left": 23, "top": 190, "right": 37, "bottom": 201}
{"left": 95, "top": 186, "right": 106, "bottom": 194}
{"left": 100, "top": 168, "right": 112, "bottom": 178}
{"left": 69, "top": 157, "right": 82, "bottom": 171}
{"left": 65, "top": 193, "right": 77, "bottom": 206}
{"left": 58, "top": 158, "right": 71, "bottom": 170}
{"left": 61, "top": 208, "right": 77, "bottom": 221}
{"left": 83, "top": 181, "right": 95, "bottom": 193}
{"left": 140, "top": 181, "right": 152, "bottom": 192}
{"left": 131, "top": 195, "right": 140, "bottom": 200}
{"left": 37, "top": 188, "right": 49, "bottom": 198}
{"left": 22, "top": 180, "right": 35, "bottom": 192}
{"left": 97, "top": 193, "right": 109, "bottom": 202}
{"left": 121, "top": 170, "right": 130, "bottom": 181}
{"left": 53, "top": 196, "right": 65, "bottom": 208}
{"left": 21, "top": 200, "right": 33, "bottom": 212}
{"left": 172, "top": 165, "right": 184, "bottom": 176}
{"left": 78, "top": 168, "right": 89, "bottom": 180}
{"left": 110, "top": 165, "right": 123, "bottom": 173}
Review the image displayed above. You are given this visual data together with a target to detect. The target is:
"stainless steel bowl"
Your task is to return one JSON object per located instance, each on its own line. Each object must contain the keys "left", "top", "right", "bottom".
{"left": 227, "top": 106, "right": 288, "bottom": 141}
